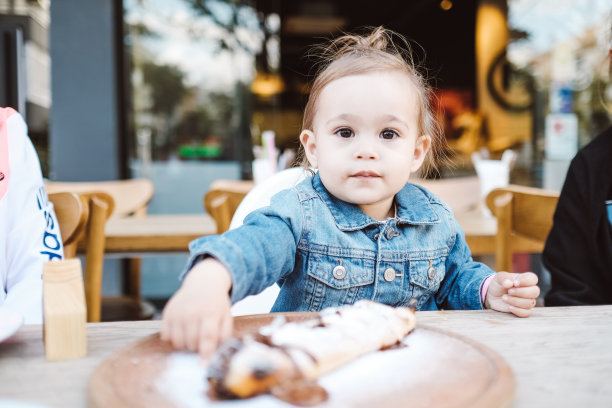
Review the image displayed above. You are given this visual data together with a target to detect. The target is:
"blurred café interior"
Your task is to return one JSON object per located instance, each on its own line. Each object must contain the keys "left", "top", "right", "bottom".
{"left": 1, "top": 0, "right": 611, "bottom": 318}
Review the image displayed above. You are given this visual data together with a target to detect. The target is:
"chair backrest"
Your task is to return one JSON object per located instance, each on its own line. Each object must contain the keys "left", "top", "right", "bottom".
{"left": 48, "top": 192, "right": 89, "bottom": 258}
{"left": 204, "top": 179, "right": 254, "bottom": 234}
{"left": 45, "top": 178, "right": 154, "bottom": 218}
{"left": 49, "top": 193, "right": 89, "bottom": 253}
{"left": 486, "top": 185, "right": 559, "bottom": 271}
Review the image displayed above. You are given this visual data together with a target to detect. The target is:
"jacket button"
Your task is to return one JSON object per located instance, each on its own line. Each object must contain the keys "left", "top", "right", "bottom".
{"left": 333, "top": 265, "right": 347, "bottom": 280}
{"left": 427, "top": 266, "right": 436, "bottom": 280}
{"left": 385, "top": 227, "right": 396, "bottom": 240}
{"left": 384, "top": 268, "right": 396, "bottom": 282}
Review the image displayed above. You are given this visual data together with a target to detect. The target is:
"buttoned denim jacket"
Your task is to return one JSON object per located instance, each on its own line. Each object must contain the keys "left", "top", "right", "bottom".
{"left": 186, "top": 174, "right": 494, "bottom": 312}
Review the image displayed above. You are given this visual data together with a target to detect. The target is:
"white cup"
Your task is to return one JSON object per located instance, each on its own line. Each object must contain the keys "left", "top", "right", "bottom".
{"left": 472, "top": 149, "right": 517, "bottom": 217}
{"left": 252, "top": 158, "right": 276, "bottom": 184}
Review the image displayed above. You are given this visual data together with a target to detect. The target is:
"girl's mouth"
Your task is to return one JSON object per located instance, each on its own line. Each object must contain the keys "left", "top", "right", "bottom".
{"left": 351, "top": 171, "right": 381, "bottom": 178}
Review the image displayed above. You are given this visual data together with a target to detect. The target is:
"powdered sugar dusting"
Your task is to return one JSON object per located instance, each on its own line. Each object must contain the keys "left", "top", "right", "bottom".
{"left": 155, "top": 351, "right": 291, "bottom": 407}
{"left": 320, "top": 329, "right": 471, "bottom": 407}
{"left": 155, "top": 327, "right": 484, "bottom": 408}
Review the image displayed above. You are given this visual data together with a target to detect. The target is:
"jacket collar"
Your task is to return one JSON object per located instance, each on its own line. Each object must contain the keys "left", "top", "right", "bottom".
{"left": 311, "top": 174, "right": 440, "bottom": 231}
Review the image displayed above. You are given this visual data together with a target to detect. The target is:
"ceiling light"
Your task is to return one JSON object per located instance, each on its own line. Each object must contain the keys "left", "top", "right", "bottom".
{"left": 251, "top": 72, "right": 285, "bottom": 98}
{"left": 440, "top": 0, "right": 453, "bottom": 11}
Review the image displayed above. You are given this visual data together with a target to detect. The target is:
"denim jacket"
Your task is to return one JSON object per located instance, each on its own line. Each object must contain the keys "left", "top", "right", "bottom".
{"left": 187, "top": 174, "right": 494, "bottom": 312}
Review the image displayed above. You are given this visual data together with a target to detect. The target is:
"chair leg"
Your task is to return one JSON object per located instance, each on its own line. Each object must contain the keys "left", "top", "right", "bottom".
{"left": 126, "top": 258, "right": 142, "bottom": 298}
{"left": 84, "top": 196, "right": 109, "bottom": 323}
{"left": 64, "top": 242, "right": 77, "bottom": 259}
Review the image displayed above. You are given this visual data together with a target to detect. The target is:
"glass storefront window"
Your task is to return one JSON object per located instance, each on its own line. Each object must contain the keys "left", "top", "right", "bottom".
{"left": 507, "top": 0, "right": 611, "bottom": 165}
{"left": 124, "top": 0, "right": 264, "bottom": 166}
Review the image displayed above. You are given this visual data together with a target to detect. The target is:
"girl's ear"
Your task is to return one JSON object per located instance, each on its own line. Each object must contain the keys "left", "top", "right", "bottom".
{"left": 299, "top": 130, "right": 318, "bottom": 169}
{"left": 410, "top": 135, "right": 432, "bottom": 172}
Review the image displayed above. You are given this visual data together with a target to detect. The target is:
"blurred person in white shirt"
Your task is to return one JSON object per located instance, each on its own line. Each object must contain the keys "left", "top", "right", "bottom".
{"left": 0, "top": 107, "right": 63, "bottom": 324}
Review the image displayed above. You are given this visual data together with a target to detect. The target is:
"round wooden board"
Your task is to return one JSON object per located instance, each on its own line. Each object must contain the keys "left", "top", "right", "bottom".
{"left": 88, "top": 313, "right": 515, "bottom": 408}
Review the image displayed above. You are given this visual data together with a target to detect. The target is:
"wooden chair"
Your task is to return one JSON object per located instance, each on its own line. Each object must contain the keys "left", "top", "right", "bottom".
{"left": 46, "top": 178, "right": 155, "bottom": 321}
{"left": 45, "top": 178, "right": 153, "bottom": 218}
{"left": 48, "top": 191, "right": 113, "bottom": 322}
{"left": 486, "top": 185, "right": 559, "bottom": 271}
{"left": 204, "top": 179, "right": 253, "bottom": 234}
{"left": 48, "top": 192, "right": 88, "bottom": 258}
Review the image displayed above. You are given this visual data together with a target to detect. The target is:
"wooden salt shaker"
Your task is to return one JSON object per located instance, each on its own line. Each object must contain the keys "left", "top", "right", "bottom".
{"left": 43, "top": 258, "right": 87, "bottom": 360}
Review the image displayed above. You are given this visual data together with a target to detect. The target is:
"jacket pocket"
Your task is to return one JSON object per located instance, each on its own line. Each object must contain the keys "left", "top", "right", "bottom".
{"left": 409, "top": 256, "right": 446, "bottom": 291}
{"left": 308, "top": 253, "right": 375, "bottom": 289}
{"left": 407, "top": 249, "right": 448, "bottom": 309}
{"left": 304, "top": 251, "right": 375, "bottom": 310}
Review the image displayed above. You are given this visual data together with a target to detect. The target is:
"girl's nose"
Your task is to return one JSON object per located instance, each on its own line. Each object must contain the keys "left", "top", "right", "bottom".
{"left": 354, "top": 139, "right": 379, "bottom": 160}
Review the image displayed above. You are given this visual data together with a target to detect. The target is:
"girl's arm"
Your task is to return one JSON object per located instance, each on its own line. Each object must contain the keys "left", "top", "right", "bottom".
{"left": 162, "top": 188, "right": 304, "bottom": 358}
{"left": 161, "top": 257, "right": 233, "bottom": 358}
{"left": 435, "top": 214, "right": 495, "bottom": 310}
{"left": 182, "top": 188, "right": 304, "bottom": 303}
{"left": 437, "top": 211, "right": 539, "bottom": 316}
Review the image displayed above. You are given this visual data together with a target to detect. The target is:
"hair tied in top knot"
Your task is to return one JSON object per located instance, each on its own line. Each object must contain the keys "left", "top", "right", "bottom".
{"left": 318, "top": 26, "right": 413, "bottom": 65}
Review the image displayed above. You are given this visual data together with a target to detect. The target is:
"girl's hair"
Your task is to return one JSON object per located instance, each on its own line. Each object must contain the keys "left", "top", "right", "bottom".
{"left": 299, "top": 26, "right": 445, "bottom": 176}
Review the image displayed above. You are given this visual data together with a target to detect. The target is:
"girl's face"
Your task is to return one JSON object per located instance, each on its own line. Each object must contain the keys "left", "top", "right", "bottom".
{"left": 300, "top": 70, "right": 430, "bottom": 221}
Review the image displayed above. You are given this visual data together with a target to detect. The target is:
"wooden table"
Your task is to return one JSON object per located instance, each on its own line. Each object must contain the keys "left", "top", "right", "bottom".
{"left": 455, "top": 209, "right": 497, "bottom": 255}
{"left": 103, "top": 211, "right": 497, "bottom": 255}
{"left": 104, "top": 214, "right": 217, "bottom": 255}
{"left": 1, "top": 306, "right": 610, "bottom": 407}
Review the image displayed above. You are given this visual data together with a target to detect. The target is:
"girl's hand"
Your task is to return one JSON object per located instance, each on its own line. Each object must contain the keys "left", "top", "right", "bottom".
{"left": 161, "top": 258, "right": 233, "bottom": 360}
{"left": 485, "top": 272, "right": 540, "bottom": 318}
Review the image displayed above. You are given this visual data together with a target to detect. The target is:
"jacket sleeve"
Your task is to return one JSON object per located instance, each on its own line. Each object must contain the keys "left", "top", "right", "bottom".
{"left": 543, "top": 154, "right": 603, "bottom": 305}
{"left": 437, "top": 211, "right": 495, "bottom": 310}
{"left": 3, "top": 111, "right": 63, "bottom": 324}
{"left": 184, "top": 188, "right": 304, "bottom": 304}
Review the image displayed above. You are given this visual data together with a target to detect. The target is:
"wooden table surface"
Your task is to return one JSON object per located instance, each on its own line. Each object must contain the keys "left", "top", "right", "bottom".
{"left": 455, "top": 209, "right": 497, "bottom": 255}
{"left": 103, "top": 210, "right": 498, "bottom": 256}
{"left": 104, "top": 214, "right": 217, "bottom": 254}
{"left": 1, "top": 305, "right": 610, "bottom": 407}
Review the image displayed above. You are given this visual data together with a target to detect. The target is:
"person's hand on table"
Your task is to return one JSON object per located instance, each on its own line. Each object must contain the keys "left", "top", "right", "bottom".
{"left": 161, "top": 258, "right": 232, "bottom": 360}
{"left": 485, "top": 272, "right": 540, "bottom": 317}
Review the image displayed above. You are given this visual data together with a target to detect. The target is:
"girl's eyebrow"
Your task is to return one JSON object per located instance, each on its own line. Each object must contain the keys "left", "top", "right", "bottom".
{"left": 326, "top": 113, "right": 411, "bottom": 129}
{"left": 326, "top": 113, "right": 358, "bottom": 125}
{"left": 381, "top": 114, "right": 410, "bottom": 128}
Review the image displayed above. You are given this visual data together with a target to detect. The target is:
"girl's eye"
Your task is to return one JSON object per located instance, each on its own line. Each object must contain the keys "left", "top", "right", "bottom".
{"left": 381, "top": 129, "right": 398, "bottom": 140}
{"left": 335, "top": 128, "right": 354, "bottom": 138}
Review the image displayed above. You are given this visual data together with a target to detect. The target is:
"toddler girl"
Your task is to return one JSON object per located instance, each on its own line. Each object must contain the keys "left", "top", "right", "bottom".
{"left": 162, "top": 27, "right": 540, "bottom": 358}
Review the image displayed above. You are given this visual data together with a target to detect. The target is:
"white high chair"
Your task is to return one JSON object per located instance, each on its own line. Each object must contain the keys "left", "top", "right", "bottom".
{"left": 229, "top": 167, "right": 309, "bottom": 316}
